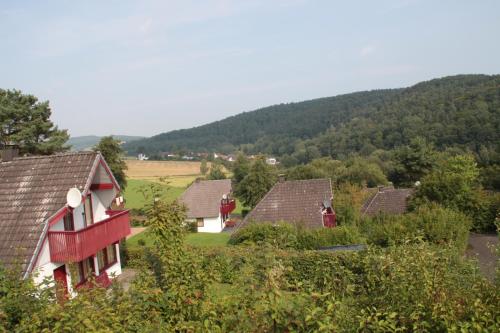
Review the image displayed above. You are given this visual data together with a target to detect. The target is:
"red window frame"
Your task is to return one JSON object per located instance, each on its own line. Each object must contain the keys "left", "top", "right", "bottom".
{"left": 97, "top": 243, "right": 118, "bottom": 272}
{"left": 75, "top": 257, "right": 95, "bottom": 286}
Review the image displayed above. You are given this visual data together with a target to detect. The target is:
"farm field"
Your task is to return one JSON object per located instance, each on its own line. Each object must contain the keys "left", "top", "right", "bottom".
{"left": 123, "top": 179, "right": 185, "bottom": 210}
{"left": 126, "top": 160, "right": 204, "bottom": 180}
{"left": 127, "top": 229, "right": 230, "bottom": 249}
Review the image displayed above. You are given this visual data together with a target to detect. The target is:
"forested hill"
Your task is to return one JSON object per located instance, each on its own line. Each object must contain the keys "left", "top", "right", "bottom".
{"left": 123, "top": 75, "right": 500, "bottom": 159}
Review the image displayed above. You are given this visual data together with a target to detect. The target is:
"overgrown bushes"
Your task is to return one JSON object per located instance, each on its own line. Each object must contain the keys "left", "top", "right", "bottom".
{"left": 360, "top": 204, "right": 471, "bottom": 252}
{"left": 229, "top": 223, "right": 365, "bottom": 250}
{"left": 230, "top": 204, "right": 470, "bottom": 252}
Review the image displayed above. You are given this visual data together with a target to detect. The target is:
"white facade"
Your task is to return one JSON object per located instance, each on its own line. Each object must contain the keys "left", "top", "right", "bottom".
{"left": 197, "top": 214, "right": 226, "bottom": 233}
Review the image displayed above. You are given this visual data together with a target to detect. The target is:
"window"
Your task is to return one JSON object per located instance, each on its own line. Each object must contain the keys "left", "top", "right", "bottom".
{"left": 106, "top": 244, "right": 117, "bottom": 264}
{"left": 97, "top": 250, "right": 106, "bottom": 271}
{"left": 63, "top": 211, "right": 74, "bottom": 231}
{"left": 76, "top": 257, "right": 95, "bottom": 284}
{"left": 97, "top": 244, "right": 118, "bottom": 272}
{"left": 82, "top": 194, "right": 93, "bottom": 227}
{"left": 196, "top": 218, "right": 204, "bottom": 227}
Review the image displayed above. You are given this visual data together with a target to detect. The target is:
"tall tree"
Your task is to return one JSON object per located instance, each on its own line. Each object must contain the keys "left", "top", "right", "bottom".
{"left": 232, "top": 153, "right": 250, "bottom": 185}
{"left": 236, "top": 158, "right": 276, "bottom": 208}
{"left": 390, "top": 137, "right": 436, "bottom": 186}
{"left": 206, "top": 161, "right": 226, "bottom": 180}
{"left": 0, "top": 89, "right": 69, "bottom": 155}
{"left": 93, "top": 136, "right": 128, "bottom": 189}
{"left": 200, "top": 159, "right": 208, "bottom": 175}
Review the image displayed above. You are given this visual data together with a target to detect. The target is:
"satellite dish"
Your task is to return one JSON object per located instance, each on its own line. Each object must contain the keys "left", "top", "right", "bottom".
{"left": 66, "top": 187, "right": 82, "bottom": 208}
{"left": 222, "top": 194, "right": 227, "bottom": 200}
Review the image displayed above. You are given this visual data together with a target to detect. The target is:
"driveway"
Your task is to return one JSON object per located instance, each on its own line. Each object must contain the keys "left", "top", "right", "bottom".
{"left": 466, "top": 233, "right": 498, "bottom": 280}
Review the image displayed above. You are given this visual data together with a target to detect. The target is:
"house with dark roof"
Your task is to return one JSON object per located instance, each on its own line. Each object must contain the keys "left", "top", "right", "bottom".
{"left": 179, "top": 179, "right": 235, "bottom": 233}
{"left": 236, "top": 178, "right": 335, "bottom": 231}
{"left": 361, "top": 186, "right": 413, "bottom": 216}
{"left": 0, "top": 148, "right": 130, "bottom": 296}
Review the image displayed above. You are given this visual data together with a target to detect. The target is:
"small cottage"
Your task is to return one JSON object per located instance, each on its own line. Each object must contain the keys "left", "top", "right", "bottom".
{"left": 361, "top": 186, "right": 413, "bottom": 216}
{"left": 236, "top": 178, "right": 335, "bottom": 231}
{"left": 179, "top": 179, "right": 235, "bottom": 233}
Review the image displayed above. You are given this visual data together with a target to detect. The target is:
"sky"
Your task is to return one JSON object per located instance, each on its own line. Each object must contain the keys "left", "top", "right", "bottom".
{"left": 1, "top": 0, "right": 499, "bottom": 137}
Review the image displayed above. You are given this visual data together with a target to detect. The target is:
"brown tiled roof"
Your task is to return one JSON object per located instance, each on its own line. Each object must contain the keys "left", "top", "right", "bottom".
{"left": 0, "top": 152, "right": 100, "bottom": 274}
{"left": 361, "top": 187, "right": 413, "bottom": 216}
{"left": 179, "top": 179, "right": 232, "bottom": 218}
{"left": 238, "top": 178, "right": 333, "bottom": 230}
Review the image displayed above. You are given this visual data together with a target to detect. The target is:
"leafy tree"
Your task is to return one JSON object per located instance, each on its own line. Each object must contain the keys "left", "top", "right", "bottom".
{"left": 231, "top": 153, "right": 250, "bottom": 185}
{"left": 236, "top": 158, "right": 276, "bottom": 208}
{"left": 411, "top": 154, "right": 499, "bottom": 231}
{"left": 206, "top": 161, "right": 226, "bottom": 180}
{"left": 200, "top": 159, "right": 208, "bottom": 175}
{"left": 390, "top": 137, "right": 436, "bottom": 186}
{"left": 0, "top": 89, "right": 69, "bottom": 155}
{"left": 93, "top": 136, "right": 128, "bottom": 189}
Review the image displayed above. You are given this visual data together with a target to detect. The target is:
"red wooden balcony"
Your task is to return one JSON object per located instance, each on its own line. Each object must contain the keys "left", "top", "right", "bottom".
{"left": 48, "top": 210, "right": 131, "bottom": 263}
{"left": 220, "top": 199, "right": 236, "bottom": 215}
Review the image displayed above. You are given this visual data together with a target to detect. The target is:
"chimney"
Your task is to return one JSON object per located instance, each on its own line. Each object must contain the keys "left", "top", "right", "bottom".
{"left": 377, "top": 185, "right": 385, "bottom": 193}
{"left": 1, "top": 145, "right": 19, "bottom": 162}
{"left": 278, "top": 174, "right": 286, "bottom": 183}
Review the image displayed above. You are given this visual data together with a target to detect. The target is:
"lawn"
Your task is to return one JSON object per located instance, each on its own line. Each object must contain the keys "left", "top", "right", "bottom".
{"left": 123, "top": 179, "right": 185, "bottom": 210}
{"left": 127, "top": 229, "right": 230, "bottom": 249}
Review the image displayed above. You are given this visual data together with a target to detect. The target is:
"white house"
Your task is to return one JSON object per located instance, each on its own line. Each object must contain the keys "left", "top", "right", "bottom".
{"left": 179, "top": 179, "right": 235, "bottom": 233}
{"left": 0, "top": 149, "right": 130, "bottom": 298}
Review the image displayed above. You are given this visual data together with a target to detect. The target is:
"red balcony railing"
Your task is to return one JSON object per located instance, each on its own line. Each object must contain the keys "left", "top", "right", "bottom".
{"left": 220, "top": 199, "right": 236, "bottom": 215}
{"left": 48, "top": 210, "right": 131, "bottom": 263}
{"left": 323, "top": 213, "right": 336, "bottom": 228}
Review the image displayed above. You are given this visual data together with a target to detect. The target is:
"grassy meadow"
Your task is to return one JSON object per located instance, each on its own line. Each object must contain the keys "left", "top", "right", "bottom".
{"left": 123, "top": 160, "right": 203, "bottom": 210}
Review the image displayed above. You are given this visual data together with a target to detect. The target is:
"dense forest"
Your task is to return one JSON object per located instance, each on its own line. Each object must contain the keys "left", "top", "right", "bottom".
{"left": 124, "top": 75, "right": 500, "bottom": 163}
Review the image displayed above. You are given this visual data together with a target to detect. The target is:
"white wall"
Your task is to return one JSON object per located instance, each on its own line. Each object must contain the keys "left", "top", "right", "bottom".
{"left": 197, "top": 214, "right": 225, "bottom": 233}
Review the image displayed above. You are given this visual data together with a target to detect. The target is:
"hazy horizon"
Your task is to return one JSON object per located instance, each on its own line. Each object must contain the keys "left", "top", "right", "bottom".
{"left": 1, "top": 0, "right": 499, "bottom": 137}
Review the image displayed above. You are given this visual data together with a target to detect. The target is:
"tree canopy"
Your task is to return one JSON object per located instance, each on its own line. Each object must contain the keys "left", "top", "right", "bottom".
{"left": 0, "top": 89, "right": 69, "bottom": 155}
{"left": 93, "top": 136, "right": 128, "bottom": 189}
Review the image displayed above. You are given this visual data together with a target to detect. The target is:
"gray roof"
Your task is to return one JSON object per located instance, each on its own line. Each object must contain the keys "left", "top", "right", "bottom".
{"left": 238, "top": 178, "right": 333, "bottom": 230}
{"left": 361, "top": 187, "right": 413, "bottom": 216}
{"left": 0, "top": 152, "right": 101, "bottom": 275}
{"left": 179, "top": 179, "right": 232, "bottom": 218}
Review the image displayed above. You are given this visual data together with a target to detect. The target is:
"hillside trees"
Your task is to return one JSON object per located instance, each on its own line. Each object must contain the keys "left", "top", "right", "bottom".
{"left": 0, "top": 89, "right": 69, "bottom": 155}
{"left": 93, "top": 136, "right": 128, "bottom": 189}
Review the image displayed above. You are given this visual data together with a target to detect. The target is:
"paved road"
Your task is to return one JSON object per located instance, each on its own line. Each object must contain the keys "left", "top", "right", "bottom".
{"left": 466, "top": 233, "right": 498, "bottom": 280}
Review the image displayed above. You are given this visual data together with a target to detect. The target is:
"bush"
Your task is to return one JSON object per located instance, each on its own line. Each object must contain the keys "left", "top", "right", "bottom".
{"left": 186, "top": 221, "right": 198, "bottom": 233}
{"left": 230, "top": 223, "right": 364, "bottom": 250}
{"left": 361, "top": 204, "right": 471, "bottom": 252}
{"left": 229, "top": 223, "right": 299, "bottom": 249}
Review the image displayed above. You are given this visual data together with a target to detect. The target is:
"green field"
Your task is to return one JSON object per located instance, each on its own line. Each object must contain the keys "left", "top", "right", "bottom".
{"left": 127, "top": 229, "right": 230, "bottom": 249}
{"left": 123, "top": 179, "right": 185, "bottom": 210}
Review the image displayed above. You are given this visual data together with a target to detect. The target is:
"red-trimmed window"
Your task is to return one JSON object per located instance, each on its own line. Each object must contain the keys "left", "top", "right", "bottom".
{"left": 76, "top": 257, "right": 95, "bottom": 285}
{"left": 97, "top": 244, "right": 118, "bottom": 272}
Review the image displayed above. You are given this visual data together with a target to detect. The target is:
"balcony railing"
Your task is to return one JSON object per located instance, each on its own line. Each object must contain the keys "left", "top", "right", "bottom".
{"left": 220, "top": 199, "right": 236, "bottom": 215}
{"left": 323, "top": 213, "right": 336, "bottom": 228}
{"left": 48, "top": 210, "right": 131, "bottom": 263}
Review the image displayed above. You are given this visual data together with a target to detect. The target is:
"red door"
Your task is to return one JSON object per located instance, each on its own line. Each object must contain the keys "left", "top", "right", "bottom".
{"left": 53, "top": 265, "right": 68, "bottom": 300}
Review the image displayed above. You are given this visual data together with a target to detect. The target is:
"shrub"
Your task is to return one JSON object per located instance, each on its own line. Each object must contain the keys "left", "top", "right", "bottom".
{"left": 361, "top": 204, "right": 471, "bottom": 252}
